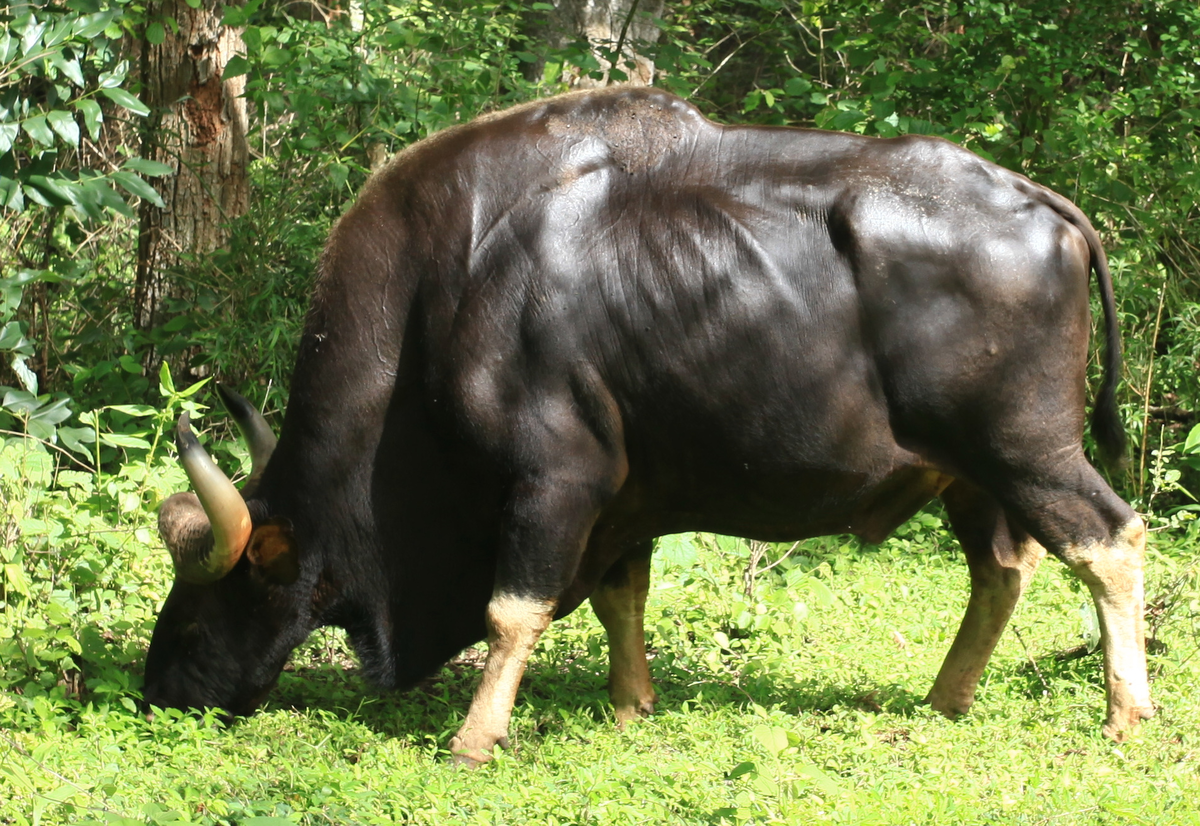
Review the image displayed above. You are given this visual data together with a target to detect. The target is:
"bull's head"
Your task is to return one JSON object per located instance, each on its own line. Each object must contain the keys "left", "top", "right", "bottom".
{"left": 144, "top": 387, "right": 304, "bottom": 717}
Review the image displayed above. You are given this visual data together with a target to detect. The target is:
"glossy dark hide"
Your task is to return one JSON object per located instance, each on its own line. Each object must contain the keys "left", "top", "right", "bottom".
{"left": 143, "top": 87, "right": 1128, "bottom": 713}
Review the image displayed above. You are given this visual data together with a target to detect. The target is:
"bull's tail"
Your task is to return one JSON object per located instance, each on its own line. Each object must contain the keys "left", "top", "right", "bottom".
{"left": 1029, "top": 183, "right": 1126, "bottom": 470}
{"left": 1086, "top": 230, "right": 1127, "bottom": 470}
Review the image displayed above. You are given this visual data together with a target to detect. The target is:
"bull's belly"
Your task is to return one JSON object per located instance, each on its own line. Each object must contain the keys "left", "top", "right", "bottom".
{"left": 595, "top": 460, "right": 952, "bottom": 549}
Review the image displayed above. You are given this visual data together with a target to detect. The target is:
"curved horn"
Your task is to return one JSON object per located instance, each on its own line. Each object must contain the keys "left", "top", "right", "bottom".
{"left": 217, "top": 385, "right": 277, "bottom": 493}
{"left": 157, "top": 413, "right": 252, "bottom": 584}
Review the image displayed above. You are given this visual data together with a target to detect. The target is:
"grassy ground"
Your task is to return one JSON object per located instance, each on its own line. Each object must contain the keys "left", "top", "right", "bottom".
{"left": 2, "top": 525, "right": 1199, "bottom": 825}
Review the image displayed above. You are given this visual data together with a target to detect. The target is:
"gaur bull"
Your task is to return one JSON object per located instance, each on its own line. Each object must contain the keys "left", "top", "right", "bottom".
{"left": 147, "top": 87, "right": 1153, "bottom": 765}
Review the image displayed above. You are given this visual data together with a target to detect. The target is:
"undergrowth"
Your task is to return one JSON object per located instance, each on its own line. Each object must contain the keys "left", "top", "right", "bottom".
{"left": 1, "top": 403, "right": 1199, "bottom": 824}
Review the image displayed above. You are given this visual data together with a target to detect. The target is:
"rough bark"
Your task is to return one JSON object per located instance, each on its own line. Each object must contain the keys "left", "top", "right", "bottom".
{"left": 135, "top": 0, "right": 249, "bottom": 334}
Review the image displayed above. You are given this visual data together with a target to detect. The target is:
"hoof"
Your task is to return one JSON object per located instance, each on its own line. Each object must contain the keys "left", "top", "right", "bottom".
{"left": 614, "top": 697, "right": 656, "bottom": 729}
{"left": 1102, "top": 705, "right": 1155, "bottom": 742}
{"left": 925, "top": 691, "right": 971, "bottom": 721}
{"left": 448, "top": 733, "right": 509, "bottom": 768}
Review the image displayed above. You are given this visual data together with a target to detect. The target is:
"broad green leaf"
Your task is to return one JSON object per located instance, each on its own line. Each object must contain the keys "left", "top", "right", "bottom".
{"left": 74, "top": 11, "right": 117, "bottom": 39}
{"left": 97, "top": 64, "right": 128, "bottom": 89}
{"left": 22, "top": 115, "right": 55, "bottom": 146}
{"left": 159, "top": 361, "right": 176, "bottom": 395}
{"left": 3, "top": 563, "right": 30, "bottom": 597}
{"left": 58, "top": 426, "right": 96, "bottom": 456}
{"left": 1184, "top": 423, "right": 1200, "bottom": 454}
{"left": 75, "top": 100, "right": 103, "bottom": 140}
{"left": 107, "top": 404, "right": 156, "bottom": 418}
{"left": 27, "top": 175, "right": 74, "bottom": 206}
{"left": 121, "top": 157, "right": 174, "bottom": 177}
{"left": 20, "top": 19, "right": 48, "bottom": 56}
{"left": 44, "top": 18, "right": 75, "bottom": 49}
{"left": 223, "top": 54, "right": 250, "bottom": 79}
{"left": 30, "top": 397, "right": 72, "bottom": 427}
{"left": 99, "top": 433, "right": 152, "bottom": 450}
{"left": 110, "top": 171, "right": 163, "bottom": 206}
{"left": 47, "top": 110, "right": 80, "bottom": 146}
{"left": 0, "top": 321, "right": 24, "bottom": 350}
{"left": 99, "top": 87, "right": 149, "bottom": 116}
{"left": 0, "top": 175, "right": 24, "bottom": 212}
{"left": 23, "top": 184, "right": 55, "bottom": 208}
{"left": 752, "top": 724, "right": 789, "bottom": 756}
{"left": 797, "top": 763, "right": 844, "bottom": 796}
{"left": 50, "top": 53, "right": 85, "bottom": 87}
{"left": 83, "top": 179, "right": 133, "bottom": 218}
{"left": 262, "top": 46, "right": 293, "bottom": 66}
{"left": 11, "top": 355, "right": 38, "bottom": 394}
{"left": 0, "top": 122, "right": 17, "bottom": 154}
{"left": 146, "top": 22, "right": 166, "bottom": 45}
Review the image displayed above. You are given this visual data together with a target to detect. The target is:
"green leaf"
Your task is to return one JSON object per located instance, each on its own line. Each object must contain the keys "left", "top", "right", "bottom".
{"left": 22, "top": 116, "right": 55, "bottom": 146}
{"left": 75, "top": 99, "right": 103, "bottom": 141}
{"left": 0, "top": 176, "right": 24, "bottom": 212}
{"left": 11, "top": 355, "right": 38, "bottom": 394}
{"left": 0, "top": 122, "right": 17, "bottom": 154}
{"left": 87, "top": 179, "right": 134, "bottom": 217}
{"left": 726, "top": 761, "right": 757, "bottom": 780}
{"left": 74, "top": 11, "right": 117, "bottom": 39}
{"left": 58, "top": 426, "right": 96, "bottom": 456}
{"left": 99, "top": 87, "right": 149, "bottom": 117}
{"left": 159, "top": 361, "right": 176, "bottom": 396}
{"left": 262, "top": 47, "right": 293, "bottom": 67}
{"left": 0, "top": 321, "right": 25, "bottom": 350}
{"left": 223, "top": 54, "right": 250, "bottom": 79}
{"left": 1184, "top": 423, "right": 1200, "bottom": 454}
{"left": 50, "top": 53, "right": 85, "bottom": 87}
{"left": 20, "top": 19, "right": 48, "bottom": 56}
{"left": 146, "top": 21, "right": 166, "bottom": 45}
{"left": 99, "top": 433, "right": 152, "bottom": 450}
{"left": 47, "top": 110, "right": 80, "bottom": 147}
{"left": 797, "top": 763, "right": 844, "bottom": 796}
{"left": 110, "top": 171, "right": 163, "bottom": 207}
{"left": 30, "top": 397, "right": 72, "bottom": 427}
{"left": 107, "top": 404, "right": 156, "bottom": 417}
{"left": 121, "top": 157, "right": 174, "bottom": 177}
{"left": 44, "top": 18, "right": 75, "bottom": 49}
{"left": 27, "top": 175, "right": 74, "bottom": 206}
{"left": 752, "top": 724, "right": 789, "bottom": 756}
{"left": 3, "top": 563, "right": 31, "bottom": 597}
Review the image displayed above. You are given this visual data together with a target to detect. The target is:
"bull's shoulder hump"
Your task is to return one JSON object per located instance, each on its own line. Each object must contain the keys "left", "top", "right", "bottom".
{"left": 383, "top": 88, "right": 713, "bottom": 181}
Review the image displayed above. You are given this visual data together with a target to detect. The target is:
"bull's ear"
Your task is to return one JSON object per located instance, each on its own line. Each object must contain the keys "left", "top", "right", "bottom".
{"left": 246, "top": 519, "right": 300, "bottom": 584}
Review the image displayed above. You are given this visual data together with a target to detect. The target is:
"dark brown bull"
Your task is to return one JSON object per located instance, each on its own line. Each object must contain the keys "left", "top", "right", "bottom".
{"left": 148, "top": 87, "right": 1153, "bottom": 765}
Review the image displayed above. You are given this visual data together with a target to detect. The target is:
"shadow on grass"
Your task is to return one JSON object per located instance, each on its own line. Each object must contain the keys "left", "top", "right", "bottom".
{"left": 264, "top": 647, "right": 929, "bottom": 743}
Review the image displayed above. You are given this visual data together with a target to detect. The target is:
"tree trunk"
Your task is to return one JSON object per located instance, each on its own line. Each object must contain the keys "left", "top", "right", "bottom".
{"left": 135, "top": 0, "right": 249, "bottom": 335}
{"left": 532, "top": 0, "right": 667, "bottom": 87}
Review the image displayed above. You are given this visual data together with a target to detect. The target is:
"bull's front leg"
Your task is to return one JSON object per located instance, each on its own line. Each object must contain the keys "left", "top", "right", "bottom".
{"left": 449, "top": 593, "right": 556, "bottom": 767}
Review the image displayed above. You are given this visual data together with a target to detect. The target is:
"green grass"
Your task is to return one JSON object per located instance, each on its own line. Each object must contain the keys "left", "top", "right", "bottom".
{"left": 2, "top": 523, "right": 1198, "bottom": 825}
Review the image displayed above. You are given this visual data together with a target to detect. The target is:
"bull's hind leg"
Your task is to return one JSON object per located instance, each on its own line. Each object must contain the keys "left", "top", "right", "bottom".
{"left": 986, "top": 460, "right": 1153, "bottom": 740}
{"left": 1055, "top": 511, "right": 1153, "bottom": 740}
{"left": 590, "top": 541, "right": 657, "bottom": 726}
{"left": 927, "top": 481, "right": 1046, "bottom": 717}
